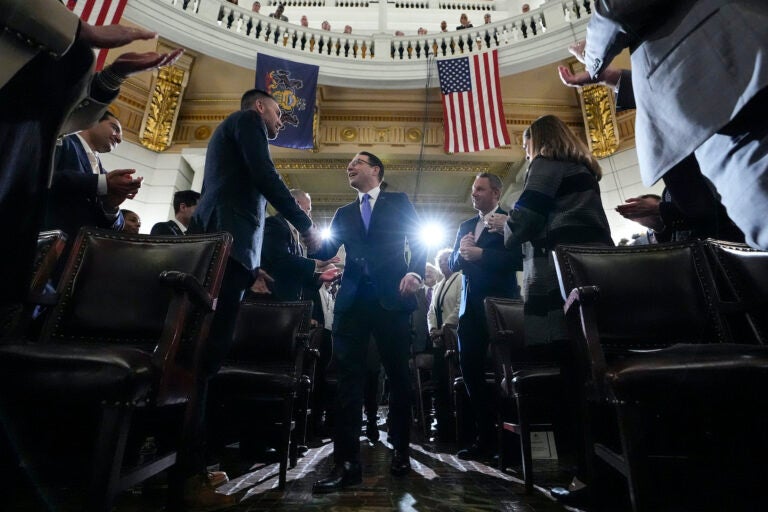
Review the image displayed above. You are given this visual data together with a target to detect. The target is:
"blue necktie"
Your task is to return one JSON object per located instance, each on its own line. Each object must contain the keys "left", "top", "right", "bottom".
{"left": 361, "top": 193, "right": 372, "bottom": 231}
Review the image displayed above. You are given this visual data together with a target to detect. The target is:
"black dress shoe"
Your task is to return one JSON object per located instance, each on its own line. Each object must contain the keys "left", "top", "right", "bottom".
{"left": 390, "top": 449, "right": 411, "bottom": 477}
{"left": 312, "top": 461, "right": 362, "bottom": 493}
{"left": 366, "top": 419, "right": 380, "bottom": 442}
{"left": 550, "top": 486, "right": 592, "bottom": 507}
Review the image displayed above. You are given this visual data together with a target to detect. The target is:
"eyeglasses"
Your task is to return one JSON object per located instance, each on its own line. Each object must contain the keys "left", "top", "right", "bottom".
{"left": 349, "top": 158, "right": 372, "bottom": 167}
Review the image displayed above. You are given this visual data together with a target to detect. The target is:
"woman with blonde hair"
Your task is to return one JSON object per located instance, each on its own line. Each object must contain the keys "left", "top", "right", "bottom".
{"left": 504, "top": 114, "right": 612, "bottom": 345}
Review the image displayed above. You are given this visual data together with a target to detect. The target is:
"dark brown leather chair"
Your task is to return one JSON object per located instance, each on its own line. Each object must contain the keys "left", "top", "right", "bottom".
{"left": 0, "top": 228, "right": 231, "bottom": 511}
{"left": 554, "top": 241, "right": 768, "bottom": 511}
{"left": 0, "top": 229, "right": 67, "bottom": 340}
{"left": 484, "top": 296, "right": 561, "bottom": 493}
{"left": 208, "top": 300, "right": 312, "bottom": 489}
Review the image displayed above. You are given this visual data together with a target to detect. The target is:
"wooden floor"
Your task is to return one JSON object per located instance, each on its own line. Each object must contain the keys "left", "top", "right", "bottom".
{"left": 114, "top": 422, "right": 574, "bottom": 512}
{"left": 8, "top": 413, "right": 580, "bottom": 511}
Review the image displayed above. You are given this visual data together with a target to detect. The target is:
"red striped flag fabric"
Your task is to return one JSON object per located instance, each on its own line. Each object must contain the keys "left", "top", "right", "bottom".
{"left": 437, "top": 50, "right": 510, "bottom": 153}
{"left": 65, "top": 0, "right": 130, "bottom": 71}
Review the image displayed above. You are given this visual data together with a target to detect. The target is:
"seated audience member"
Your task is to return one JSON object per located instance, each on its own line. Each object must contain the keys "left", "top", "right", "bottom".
{"left": 0, "top": 0, "right": 181, "bottom": 314}
{"left": 252, "top": 1, "right": 261, "bottom": 12}
{"left": 417, "top": 27, "right": 428, "bottom": 35}
{"left": 121, "top": 209, "right": 141, "bottom": 234}
{"left": 456, "top": 13, "right": 472, "bottom": 30}
{"left": 343, "top": 25, "right": 353, "bottom": 34}
{"left": 321, "top": 20, "right": 331, "bottom": 31}
{"left": 440, "top": 20, "right": 448, "bottom": 32}
{"left": 300, "top": 15, "right": 309, "bottom": 27}
{"left": 394, "top": 30, "right": 405, "bottom": 36}
{"left": 150, "top": 190, "right": 201, "bottom": 236}
{"left": 269, "top": 3, "right": 288, "bottom": 22}
{"left": 484, "top": 13, "right": 492, "bottom": 24}
{"left": 522, "top": 3, "right": 531, "bottom": 13}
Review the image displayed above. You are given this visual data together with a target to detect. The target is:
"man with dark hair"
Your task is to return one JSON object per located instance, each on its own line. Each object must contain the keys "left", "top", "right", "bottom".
{"left": 44, "top": 110, "right": 142, "bottom": 275}
{"left": 182, "top": 88, "right": 320, "bottom": 509}
{"left": 310, "top": 151, "right": 426, "bottom": 492}
{"left": 449, "top": 172, "right": 521, "bottom": 461}
{"left": 150, "top": 189, "right": 201, "bottom": 235}
{"left": 268, "top": 3, "right": 288, "bottom": 21}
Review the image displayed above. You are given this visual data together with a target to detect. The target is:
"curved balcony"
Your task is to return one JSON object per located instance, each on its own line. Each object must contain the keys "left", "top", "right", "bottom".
{"left": 125, "top": 0, "right": 593, "bottom": 88}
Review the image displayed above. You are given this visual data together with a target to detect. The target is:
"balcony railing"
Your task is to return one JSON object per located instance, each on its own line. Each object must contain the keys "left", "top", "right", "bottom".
{"left": 125, "top": 0, "right": 592, "bottom": 88}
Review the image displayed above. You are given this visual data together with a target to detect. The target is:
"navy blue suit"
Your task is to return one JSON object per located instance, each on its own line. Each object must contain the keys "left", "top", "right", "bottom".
{"left": 311, "top": 190, "right": 426, "bottom": 461}
{"left": 150, "top": 220, "right": 184, "bottom": 236}
{"left": 261, "top": 214, "right": 317, "bottom": 301}
{"left": 449, "top": 208, "right": 521, "bottom": 447}
{"left": 44, "top": 135, "right": 124, "bottom": 240}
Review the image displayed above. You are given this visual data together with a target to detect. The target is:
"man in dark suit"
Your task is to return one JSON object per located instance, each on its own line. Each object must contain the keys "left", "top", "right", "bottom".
{"left": 261, "top": 188, "right": 339, "bottom": 302}
{"left": 150, "top": 189, "right": 201, "bottom": 236}
{"left": 310, "top": 151, "right": 427, "bottom": 492}
{"left": 183, "top": 89, "right": 320, "bottom": 509}
{"left": 558, "top": 0, "right": 768, "bottom": 249}
{"left": 449, "top": 172, "right": 521, "bottom": 460}
{"left": 44, "top": 111, "right": 142, "bottom": 276}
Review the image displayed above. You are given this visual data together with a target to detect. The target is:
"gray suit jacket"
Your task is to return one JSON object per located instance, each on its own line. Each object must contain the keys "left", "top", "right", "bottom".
{"left": 585, "top": 0, "right": 768, "bottom": 185}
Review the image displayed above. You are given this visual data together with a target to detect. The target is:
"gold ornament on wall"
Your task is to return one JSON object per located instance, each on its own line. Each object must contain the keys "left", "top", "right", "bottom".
{"left": 139, "top": 44, "right": 194, "bottom": 152}
{"left": 580, "top": 83, "right": 620, "bottom": 158}
{"left": 340, "top": 127, "right": 357, "bottom": 142}
{"left": 194, "top": 126, "right": 211, "bottom": 141}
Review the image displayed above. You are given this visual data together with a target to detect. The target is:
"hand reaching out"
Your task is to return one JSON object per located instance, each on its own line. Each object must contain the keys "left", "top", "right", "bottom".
{"left": 78, "top": 23, "right": 157, "bottom": 49}
{"left": 107, "top": 48, "right": 184, "bottom": 78}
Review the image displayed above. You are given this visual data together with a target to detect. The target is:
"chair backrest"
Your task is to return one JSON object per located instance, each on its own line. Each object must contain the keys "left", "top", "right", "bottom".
{"left": 553, "top": 242, "right": 728, "bottom": 351}
{"left": 705, "top": 239, "right": 768, "bottom": 344}
{"left": 484, "top": 297, "right": 525, "bottom": 349}
{"left": 40, "top": 228, "right": 230, "bottom": 405}
{"left": 229, "top": 300, "right": 312, "bottom": 365}
{"left": 484, "top": 297, "right": 525, "bottom": 394}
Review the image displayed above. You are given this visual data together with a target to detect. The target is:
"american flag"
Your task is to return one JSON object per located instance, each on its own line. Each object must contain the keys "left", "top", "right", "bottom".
{"left": 65, "top": 0, "right": 130, "bottom": 71}
{"left": 437, "top": 50, "right": 510, "bottom": 153}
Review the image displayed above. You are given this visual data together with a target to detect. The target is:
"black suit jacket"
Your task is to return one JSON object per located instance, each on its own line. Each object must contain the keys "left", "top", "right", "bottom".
{"left": 44, "top": 135, "right": 124, "bottom": 240}
{"left": 261, "top": 214, "right": 317, "bottom": 301}
{"left": 449, "top": 207, "right": 521, "bottom": 319}
{"left": 310, "top": 191, "right": 427, "bottom": 314}
{"left": 188, "top": 109, "right": 311, "bottom": 271}
{"left": 150, "top": 220, "right": 185, "bottom": 236}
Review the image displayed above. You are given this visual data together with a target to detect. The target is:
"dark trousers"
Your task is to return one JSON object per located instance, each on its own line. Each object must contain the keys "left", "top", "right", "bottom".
{"left": 331, "top": 282, "right": 412, "bottom": 463}
{"left": 457, "top": 309, "right": 496, "bottom": 448}
{"left": 177, "top": 259, "right": 253, "bottom": 477}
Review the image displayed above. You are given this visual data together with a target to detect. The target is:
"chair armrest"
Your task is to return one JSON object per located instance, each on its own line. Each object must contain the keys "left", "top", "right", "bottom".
{"left": 159, "top": 271, "right": 216, "bottom": 312}
{"left": 563, "top": 285, "right": 609, "bottom": 400}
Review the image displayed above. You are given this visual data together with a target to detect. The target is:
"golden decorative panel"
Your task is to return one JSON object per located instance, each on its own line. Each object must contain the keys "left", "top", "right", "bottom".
{"left": 406, "top": 128, "right": 422, "bottom": 143}
{"left": 580, "top": 83, "right": 620, "bottom": 158}
{"left": 139, "top": 65, "right": 187, "bottom": 152}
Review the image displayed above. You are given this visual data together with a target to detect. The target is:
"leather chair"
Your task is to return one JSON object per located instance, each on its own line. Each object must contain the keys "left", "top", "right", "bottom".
{"left": 208, "top": 300, "right": 312, "bottom": 489}
{"left": 0, "top": 227, "right": 231, "bottom": 511}
{"left": 705, "top": 239, "right": 768, "bottom": 344}
{"left": 411, "top": 350, "right": 434, "bottom": 439}
{"left": 553, "top": 241, "right": 768, "bottom": 511}
{"left": 0, "top": 229, "right": 67, "bottom": 340}
{"left": 484, "top": 296, "right": 561, "bottom": 493}
{"left": 441, "top": 323, "right": 464, "bottom": 443}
